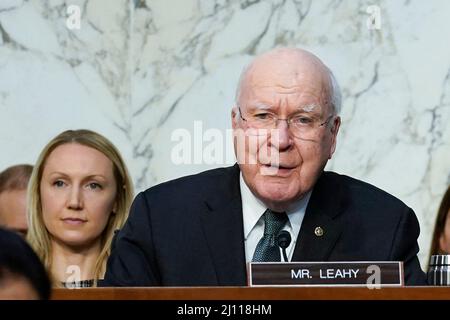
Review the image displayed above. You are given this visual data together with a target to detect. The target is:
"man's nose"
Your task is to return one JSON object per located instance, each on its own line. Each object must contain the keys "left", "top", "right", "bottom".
{"left": 271, "top": 120, "right": 292, "bottom": 150}
{"left": 67, "top": 187, "right": 83, "bottom": 210}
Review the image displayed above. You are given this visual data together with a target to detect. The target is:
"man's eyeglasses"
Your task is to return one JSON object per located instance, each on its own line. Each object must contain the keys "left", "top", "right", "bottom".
{"left": 238, "top": 106, "right": 334, "bottom": 139}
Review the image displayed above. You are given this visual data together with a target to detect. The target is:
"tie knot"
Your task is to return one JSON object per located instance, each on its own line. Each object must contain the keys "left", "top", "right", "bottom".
{"left": 263, "top": 209, "right": 288, "bottom": 236}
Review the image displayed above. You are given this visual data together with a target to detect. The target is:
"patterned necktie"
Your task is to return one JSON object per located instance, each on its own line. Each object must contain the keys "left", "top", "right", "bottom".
{"left": 252, "top": 209, "right": 288, "bottom": 262}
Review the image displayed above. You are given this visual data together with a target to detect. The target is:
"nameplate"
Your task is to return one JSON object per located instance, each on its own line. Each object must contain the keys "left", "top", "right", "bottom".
{"left": 248, "top": 261, "right": 403, "bottom": 287}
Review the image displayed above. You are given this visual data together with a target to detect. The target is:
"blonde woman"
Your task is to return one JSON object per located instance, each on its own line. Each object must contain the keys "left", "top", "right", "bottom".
{"left": 27, "top": 129, "right": 133, "bottom": 287}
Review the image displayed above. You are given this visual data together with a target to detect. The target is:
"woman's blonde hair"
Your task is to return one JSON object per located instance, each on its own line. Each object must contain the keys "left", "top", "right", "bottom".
{"left": 27, "top": 129, "right": 134, "bottom": 286}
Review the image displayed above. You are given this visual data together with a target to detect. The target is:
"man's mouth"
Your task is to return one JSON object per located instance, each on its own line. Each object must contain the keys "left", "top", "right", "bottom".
{"left": 260, "top": 163, "right": 296, "bottom": 176}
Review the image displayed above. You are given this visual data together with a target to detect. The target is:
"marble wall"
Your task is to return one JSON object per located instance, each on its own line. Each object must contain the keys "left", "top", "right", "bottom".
{"left": 1, "top": 0, "right": 449, "bottom": 267}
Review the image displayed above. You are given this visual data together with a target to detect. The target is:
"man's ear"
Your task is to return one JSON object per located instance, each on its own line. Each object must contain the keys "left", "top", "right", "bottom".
{"left": 329, "top": 116, "right": 341, "bottom": 159}
{"left": 231, "top": 107, "right": 238, "bottom": 129}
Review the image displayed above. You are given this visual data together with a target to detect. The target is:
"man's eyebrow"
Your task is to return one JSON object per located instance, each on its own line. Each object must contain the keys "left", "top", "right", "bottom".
{"left": 247, "top": 103, "right": 321, "bottom": 112}
{"left": 251, "top": 102, "right": 272, "bottom": 110}
{"left": 294, "top": 104, "right": 320, "bottom": 113}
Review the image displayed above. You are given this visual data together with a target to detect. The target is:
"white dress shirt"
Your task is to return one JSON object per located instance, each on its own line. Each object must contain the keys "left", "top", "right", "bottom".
{"left": 240, "top": 173, "right": 312, "bottom": 263}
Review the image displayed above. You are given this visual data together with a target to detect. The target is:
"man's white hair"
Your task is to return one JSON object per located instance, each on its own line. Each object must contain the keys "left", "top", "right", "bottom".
{"left": 327, "top": 69, "right": 342, "bottom": 116}
{"left": 235, "top": 59, "right": 342, "bottom": 116}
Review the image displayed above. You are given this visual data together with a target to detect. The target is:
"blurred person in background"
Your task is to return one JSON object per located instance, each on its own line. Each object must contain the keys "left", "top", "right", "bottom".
{"left": 0, "top": 227, "right": 50, "bottom": 299}
{"left": 0, "top": 164, "right": 33, "bottom": 237}
{"left": 429, "top": 185, "right": 450, "bottom": 263}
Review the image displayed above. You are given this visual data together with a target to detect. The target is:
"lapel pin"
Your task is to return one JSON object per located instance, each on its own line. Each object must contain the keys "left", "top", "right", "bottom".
{"left": 314, "top": 226, "right": 324, "bottom": 237}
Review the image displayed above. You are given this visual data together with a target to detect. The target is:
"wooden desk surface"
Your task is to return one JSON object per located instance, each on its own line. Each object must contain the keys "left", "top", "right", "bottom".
{"left": 52, "top": 286, "right": 450, "bottom": 300}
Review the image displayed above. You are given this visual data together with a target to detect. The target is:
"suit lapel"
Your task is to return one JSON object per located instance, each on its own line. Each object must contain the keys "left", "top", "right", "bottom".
{"left": 199, "top": 165, "right": 247, "bottom": 285}
{"left": 292, "top": 172, "right": 345, "bottom": 261}
{"left": 198, "top": 168, "right": 346, "bottom": 280}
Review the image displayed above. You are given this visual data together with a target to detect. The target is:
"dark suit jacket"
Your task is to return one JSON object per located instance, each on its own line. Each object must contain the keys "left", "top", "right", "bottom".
{"left": 103, "top": 165, "right": 426, "bottom": 286}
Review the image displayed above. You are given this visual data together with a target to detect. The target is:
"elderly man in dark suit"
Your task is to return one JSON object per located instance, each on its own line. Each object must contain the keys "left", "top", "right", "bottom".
{"left": 104, "top": 47, "right": 426, "bottom": 286}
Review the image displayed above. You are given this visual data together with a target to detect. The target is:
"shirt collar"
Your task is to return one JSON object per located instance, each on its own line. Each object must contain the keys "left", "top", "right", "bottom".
{"left": 240, "top": 172, "right": 312, "bottom": 239}
{"left": 240, "top": 173, "right": 267, "bottom": 239}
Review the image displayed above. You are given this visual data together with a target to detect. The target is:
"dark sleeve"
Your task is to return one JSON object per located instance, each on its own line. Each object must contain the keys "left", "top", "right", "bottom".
{"left": 389, "top": 206, "right": 427, "bottom": 286}
{"left": 102, "top": 192, "right": 161, "bottom": 286}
